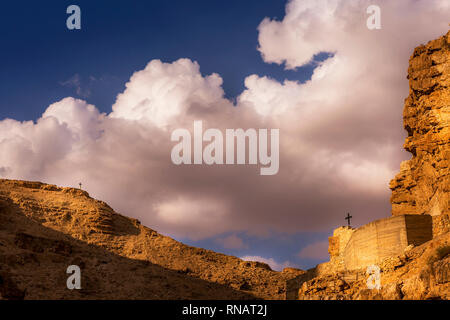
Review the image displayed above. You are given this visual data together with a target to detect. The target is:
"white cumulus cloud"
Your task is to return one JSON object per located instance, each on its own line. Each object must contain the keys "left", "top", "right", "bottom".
{"left": 0, "top": 0, "right": 449, "bottom": 245}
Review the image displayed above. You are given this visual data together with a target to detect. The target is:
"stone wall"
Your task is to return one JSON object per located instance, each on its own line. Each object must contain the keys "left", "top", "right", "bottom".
{"left": 343, "top": 215, "right": 432, "bottom": 270}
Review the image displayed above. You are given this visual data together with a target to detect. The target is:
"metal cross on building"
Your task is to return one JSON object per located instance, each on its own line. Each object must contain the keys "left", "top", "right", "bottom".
{"left": 345, "top": 212, "right": 352, "bottom": 226}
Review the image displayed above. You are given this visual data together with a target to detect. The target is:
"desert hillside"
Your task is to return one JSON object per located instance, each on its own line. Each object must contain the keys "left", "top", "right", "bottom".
{"left": 0, "top": 179, "right": 303, "bottom": 300}
{"left": 288, "top": 30, "right": 450, "bottom": 300}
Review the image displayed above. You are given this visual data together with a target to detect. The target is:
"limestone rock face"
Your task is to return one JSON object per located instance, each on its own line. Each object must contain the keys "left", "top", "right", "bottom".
{"left": 390, "top": 31, "right": 450, "bottom": 219}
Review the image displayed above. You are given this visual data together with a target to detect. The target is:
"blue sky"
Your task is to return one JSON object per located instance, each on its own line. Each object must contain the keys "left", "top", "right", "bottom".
{"left": 0, "top": 0, "right": 322, "bottom": 121}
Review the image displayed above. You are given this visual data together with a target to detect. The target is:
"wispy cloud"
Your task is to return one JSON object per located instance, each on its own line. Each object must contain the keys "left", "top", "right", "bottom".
{"left": 60, "top": 73, "right": 91, "bottom": 98}
{"left": 298, "top": 240, "right": 329, "bottom": 260}
{"left": 216, "top": 234, "right": 248, "bottom": 250}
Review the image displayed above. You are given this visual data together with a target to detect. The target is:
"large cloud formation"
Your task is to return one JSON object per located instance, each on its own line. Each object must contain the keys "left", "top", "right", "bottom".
{"left": 1, "top": 1, "right": 449, "bottom": 244}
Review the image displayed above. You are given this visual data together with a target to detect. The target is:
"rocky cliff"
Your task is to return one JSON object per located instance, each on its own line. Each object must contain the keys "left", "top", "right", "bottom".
{"left": 0, "top": 179, "right": 303, "bottom": 300}
{"left": 289, "top": 30, "right": 450, "bottom": 300}
{"left": 390, "top": 31, "right": 450, "bottom": 222}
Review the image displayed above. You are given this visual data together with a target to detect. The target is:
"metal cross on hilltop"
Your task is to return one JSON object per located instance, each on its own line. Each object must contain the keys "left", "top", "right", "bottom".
{"left": 78, "top": 182, "right": 82, "bottom": 190}
{"left": 345, "top": 212, "right": 352, "bottom": 226}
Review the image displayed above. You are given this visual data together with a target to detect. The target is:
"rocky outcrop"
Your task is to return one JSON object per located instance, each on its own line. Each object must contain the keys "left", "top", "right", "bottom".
{"left": 315, "top": 226, "right": 355, "bottom": 274}
{"left": 0, "top": 179, "right": 302, "bottom": 300}
{"left": 390, "top": 30, "right": 450, "bottom": 223}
